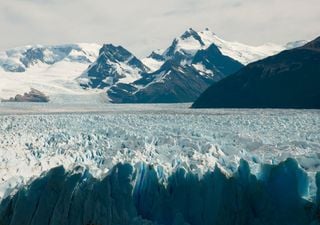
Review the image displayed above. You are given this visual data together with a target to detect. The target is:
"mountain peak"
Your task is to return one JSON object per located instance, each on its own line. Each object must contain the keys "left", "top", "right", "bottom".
{"left": 181, "top": 28, "right": 197, "bottom": 37}
{"left": 99, "top": 44, "right": 134, "bottom": 63}
{"left": 100, "top": 44, "right": 128, "bottom": 55}
{"left": 180, "top": 28, "right": 205, "bottom": 46}
{"left": 80, "top": 44, "right": 148, "bottom": 89}
{"left": 163, "top": 28, "right": 210, "bottom": 58}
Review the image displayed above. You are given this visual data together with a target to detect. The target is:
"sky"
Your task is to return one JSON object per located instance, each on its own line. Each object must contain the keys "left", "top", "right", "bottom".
{"left": 0, "top": 0, "right": 319, "bottom": 57}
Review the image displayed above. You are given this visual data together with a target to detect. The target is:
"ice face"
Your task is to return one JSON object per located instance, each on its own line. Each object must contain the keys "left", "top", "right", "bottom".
{"left": 0, "top": 159, "right": 318, "bottom": 225}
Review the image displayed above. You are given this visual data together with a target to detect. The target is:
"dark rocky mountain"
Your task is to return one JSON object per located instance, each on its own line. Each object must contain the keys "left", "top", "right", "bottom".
{"left": 107, "top": 45, "right": 243, "bottom": 103}
{"left": 132, "top": 67, "right": 210, "bottom": 103}
{"left": 108, "top": 60, "right": 215, "bottom": 103}
{"left": 104, "top": 38, "right": 244, "bottom": 103}
{"left": 79, "top": 44, "right": 149, "bottom": 89}
{"left": 192, "top": 37, "right": 320, "bottom": 109}
{"left": 192, "top": 44, "right": 244, "bottom": 79}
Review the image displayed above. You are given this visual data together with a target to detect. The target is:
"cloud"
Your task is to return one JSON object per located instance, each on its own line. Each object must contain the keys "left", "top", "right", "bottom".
{"left": 0, "top": 0, "right": 319, "bottom": 57}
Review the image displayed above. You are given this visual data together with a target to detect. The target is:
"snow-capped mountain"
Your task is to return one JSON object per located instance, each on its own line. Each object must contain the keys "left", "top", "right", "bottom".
{"left": 162, "top": 28, "right": 213, "bottom": 63}
{"left": 103, "top": 42, "right": 244, "bottom": 103}
{"left": 83, "top": 29, "right": 256, "bottom": 103}
{"left": 104, "top": 29, "right": 310, "bottom": 103}
{"left": 108, "top": 60, "right": 217, "bottom": 103}
{"left": 0, "top": 43, "right": 107, "bottom": 103}
{"left": 112, "top": 45, "right": 244, "bottom": 103}
{"left": 78, "top": 44, "right": 149, "bottom": 89}
{"left": 142, "top": 28, "right": 286, "bottom": 72}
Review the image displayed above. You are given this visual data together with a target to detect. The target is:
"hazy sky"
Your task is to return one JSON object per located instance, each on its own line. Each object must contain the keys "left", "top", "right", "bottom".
{"left": 1, "top": 0, "right": 319, "bottom": 57}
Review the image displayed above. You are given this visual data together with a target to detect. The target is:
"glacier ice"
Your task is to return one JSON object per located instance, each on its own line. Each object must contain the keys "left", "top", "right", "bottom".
{"left": 0, "top": 106, "right": 319, "bottom": 199}
{"left": 0, "top": 159, "right": 319, "bottom": 225}
{"left": 0, "top": 105, "right": 319, "bottom": 224}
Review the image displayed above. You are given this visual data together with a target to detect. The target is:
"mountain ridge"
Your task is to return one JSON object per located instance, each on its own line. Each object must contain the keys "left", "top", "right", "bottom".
{"left": 192, "top": 36, "right": 320, "bottom": 109}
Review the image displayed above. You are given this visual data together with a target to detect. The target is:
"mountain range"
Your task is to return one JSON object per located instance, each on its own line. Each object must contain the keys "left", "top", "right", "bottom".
{"left": 0, "top": 28, "right": 307, "bottom": 104}
{"left": 80, "top": 28, "right": 295, "bottom": 103}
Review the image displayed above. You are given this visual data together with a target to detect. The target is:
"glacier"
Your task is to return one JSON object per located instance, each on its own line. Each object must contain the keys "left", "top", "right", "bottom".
{"left": 0, "top": 104, "right": 319, "bottom": 224}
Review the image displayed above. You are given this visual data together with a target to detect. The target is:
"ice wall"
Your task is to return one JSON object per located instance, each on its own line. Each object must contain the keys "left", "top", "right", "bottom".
{"left": 0, "top": 159, "right": 319, "bottom": 225}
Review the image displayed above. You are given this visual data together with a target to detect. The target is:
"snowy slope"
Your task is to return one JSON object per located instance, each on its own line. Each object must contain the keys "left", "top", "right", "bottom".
{"left": 0, "top": 43, "right": 107, "bottom": 103}
{"left": 141, "top": 49, "right": 165, "bottom": 72}
{"left": 197, "top": 29, "right": 286, "bottom": 65}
